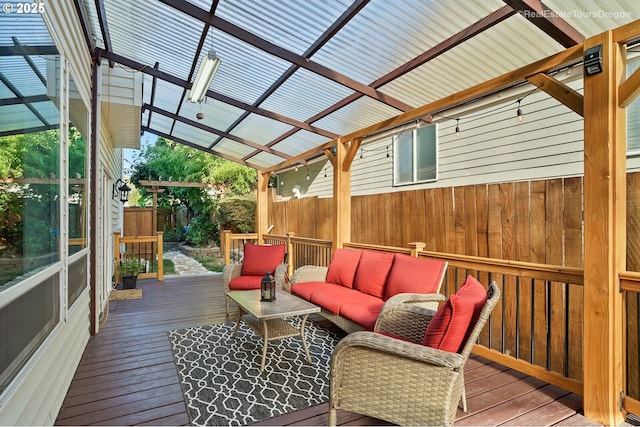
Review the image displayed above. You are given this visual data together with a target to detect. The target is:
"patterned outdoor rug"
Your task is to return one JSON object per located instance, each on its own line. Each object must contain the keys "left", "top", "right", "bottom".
{"left": 168, "top": 318, "right": 340, "bottom": 426}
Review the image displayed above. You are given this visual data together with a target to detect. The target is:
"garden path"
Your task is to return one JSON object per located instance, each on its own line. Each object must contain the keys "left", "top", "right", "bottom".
{"left": 163, "top": 250, "right": 214, "bottom": 275}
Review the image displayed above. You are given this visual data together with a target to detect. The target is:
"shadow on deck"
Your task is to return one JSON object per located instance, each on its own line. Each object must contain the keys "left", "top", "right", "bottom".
{"left": 55, "top": 274, "right": 598, "bottom": 426}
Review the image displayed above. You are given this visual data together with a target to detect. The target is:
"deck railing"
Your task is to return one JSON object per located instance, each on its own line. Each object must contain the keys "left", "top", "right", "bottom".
{"left": 222, "top": 233, "right": 589, "bottom": 394}
{"left": 620, "top": 272, "right": 640, "bottom": 416}
{"left": 220, "top": 234, "right": 638, "bottom": 401}
{"left": 113, "top": 232, "right": 164, "bottom": 283}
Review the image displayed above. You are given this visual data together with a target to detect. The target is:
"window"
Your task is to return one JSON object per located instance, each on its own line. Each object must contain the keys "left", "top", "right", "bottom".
{"left": 68, "top": 73, "right": 88, "bottom": 255}
{"left": 628, "top": 59, "right": 640, "bottom": 153}
{"left": 393, "top": 124, "right": 437, "bottom": 185}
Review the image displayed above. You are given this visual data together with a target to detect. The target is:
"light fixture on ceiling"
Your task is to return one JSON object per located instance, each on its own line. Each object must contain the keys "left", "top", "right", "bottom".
{"left": 188, "top": 50, "right": 221, "bottom": 103}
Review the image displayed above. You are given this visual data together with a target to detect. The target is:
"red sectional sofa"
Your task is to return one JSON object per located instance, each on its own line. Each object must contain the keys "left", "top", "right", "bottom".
{"left": 290, "top": 248, "right": 448, "bottom": 333}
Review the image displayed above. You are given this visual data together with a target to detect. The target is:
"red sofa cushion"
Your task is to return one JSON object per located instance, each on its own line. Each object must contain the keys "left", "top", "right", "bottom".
{"left": 325, "top": 249, "right": 362, "bottom": 288}
{"left": 241, "top": 243, "right": 286, "bottom": 276}
{"left": 228, "top": 275, "right": 263, "bottom": 290}
{"left": 291, "top": 281, "right": 328, "bottom": 301}
{"left": 353, "top": 250, "right": 395, "bottom": 298}
{"left": 309, "top": 283, "right": 358, "bottom": 314}
{"left": 339, "top": 298, "right": 386, "bottom": 331}
{"left": 422, "top": 294, "right": 474, "bottom": 352}
{"left": 385, "top": 254, "right": 446, "bottom": 300}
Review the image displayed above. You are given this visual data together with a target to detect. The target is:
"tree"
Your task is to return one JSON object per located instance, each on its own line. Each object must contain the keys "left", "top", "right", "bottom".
{"left": 128, "top": 137, "right": 257, "bottom": 246}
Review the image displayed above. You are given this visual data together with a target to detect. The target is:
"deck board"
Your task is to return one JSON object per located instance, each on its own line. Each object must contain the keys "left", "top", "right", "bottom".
{"left": 55, "top": 274, "right": 597, "bottom": 426}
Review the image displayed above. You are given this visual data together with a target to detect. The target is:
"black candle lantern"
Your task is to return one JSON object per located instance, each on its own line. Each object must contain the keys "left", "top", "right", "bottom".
{"left": 261, "top": 271, "right": 276, "bottom": 301}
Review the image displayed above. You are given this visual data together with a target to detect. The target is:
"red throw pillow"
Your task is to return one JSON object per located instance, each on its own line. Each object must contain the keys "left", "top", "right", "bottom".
{"left": 385, "top": 254, "right": 446, "bottom": 300}
{"left": 422, "top": 294, "right": 475, "bottom": 352}
{"left": 240, "top": 243, "right": 286, "bottom": 276}
{"left": 455, "top": 275, "right": 488, "bottom": 340}
{"left": 353, "top": 250, "right": 395, "bottom": 298}
{"left": 325, "top": 249, "right": 362, "bottom": 288}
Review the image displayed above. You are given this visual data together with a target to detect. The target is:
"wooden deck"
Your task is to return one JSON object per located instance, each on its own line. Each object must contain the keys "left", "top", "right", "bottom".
{"left": 55, "top": 274, "right": 599, "bottom": 426}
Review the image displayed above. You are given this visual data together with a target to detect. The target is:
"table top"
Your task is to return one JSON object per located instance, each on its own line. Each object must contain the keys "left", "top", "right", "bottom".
{"left": 226, "top": 290, "right": 320, "bottom": 321}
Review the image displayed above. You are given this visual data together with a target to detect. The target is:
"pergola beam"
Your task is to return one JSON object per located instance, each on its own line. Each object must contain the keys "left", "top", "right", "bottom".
{"left": 218, "top": 0, "right": 370, "bottom": 153}
{"left": 504, "top": 0, "right": 584, "bottom": 48}
{"left": 157, "top": 0, "right": 415, "bottom": 114}
{"left": 526, "top": 72, "right": 584, "bottom": 116}
{"left": 143, "top": 104, "right": 292, "bottom": 160}
{"left": 261, "top": 43, "right": 583, "bottom": 175}
{"left": 255, "top": 5, "right": 516, "bottom": 155}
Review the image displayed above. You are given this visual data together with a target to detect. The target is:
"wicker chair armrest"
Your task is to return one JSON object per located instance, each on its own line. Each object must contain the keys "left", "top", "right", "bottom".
{"left": 222, "top": 263, "right": 242, "bottom": 292}
{"left": 384, "top": 292, "right": 446, "bottom": 309}
{"left": 274, "top": 263, "right": 290, "bottom": 292}
{"left": 333, "top": 331, "right": 465, "bottom": 370}
{"left": 374, "top": 303, "right": 438, "bottom": 342}
{"left": 291, "top": 265, "right": 328, "bottom": 284}
{"left": 374, "top": 294, "right": 445, "bottom": 341}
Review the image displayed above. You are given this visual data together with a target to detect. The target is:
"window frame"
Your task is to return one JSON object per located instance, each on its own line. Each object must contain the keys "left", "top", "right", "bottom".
{"left": 392, "top": 124, "right": 438, "bottom": 186}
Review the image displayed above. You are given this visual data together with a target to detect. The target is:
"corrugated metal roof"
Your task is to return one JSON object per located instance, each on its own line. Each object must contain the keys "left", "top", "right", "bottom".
{"left": 4, "top": 0, "right": 640, "bottom": 169}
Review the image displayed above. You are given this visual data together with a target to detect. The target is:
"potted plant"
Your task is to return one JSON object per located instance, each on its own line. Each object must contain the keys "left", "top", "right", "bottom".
{"left": 118, "top": 256, "right": 146, "bottom": 289}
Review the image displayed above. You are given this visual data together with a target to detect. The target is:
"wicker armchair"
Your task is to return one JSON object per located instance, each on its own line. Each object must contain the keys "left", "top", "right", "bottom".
{"left": 222, "top": 243, "right": 288, "bottom": 315}
{"left": 328, "top": 280, "right": 500, "bottom": 426}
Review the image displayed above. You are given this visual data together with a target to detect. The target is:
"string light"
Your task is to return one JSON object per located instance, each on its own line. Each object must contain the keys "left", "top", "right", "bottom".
{"left": 306, "top": 168, "right": 310, "bottom": 180}
{"left": 517, "top": 100, "right": 524, "bottom": 122}
{"left": 455, "top": 118, "right": 460, "bottom": 138}
{"left": 359, "top": 149, "right": 363, "bottom": 159}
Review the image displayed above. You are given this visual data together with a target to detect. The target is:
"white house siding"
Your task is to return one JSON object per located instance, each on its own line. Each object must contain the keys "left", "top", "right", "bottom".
{"left": 0, "top": 0, "right": 119, "bottom": 424}
{"left": 280, "top": 73, "right": 640, "bottom": 199}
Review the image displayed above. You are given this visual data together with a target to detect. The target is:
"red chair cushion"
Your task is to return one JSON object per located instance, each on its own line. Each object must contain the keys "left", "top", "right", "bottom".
{"left": 240, "top": 243, "right": 286, "bottom": 276}
{"left": 353, "top": 250, "right": 395, "bottom": 298}
{"left": 422, "top": 294, "right": 475, "bottom": 352}
{"left": 385, "top": 254, "right": 446, "bottom": 300}
{"left": 325, "top": 249, "right": 362, "bottom": 288}
{"left": 228, "top": 275, "right": 263, "bottom": 290}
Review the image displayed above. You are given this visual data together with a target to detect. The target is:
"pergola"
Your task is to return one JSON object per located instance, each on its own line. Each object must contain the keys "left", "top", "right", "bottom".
{"left": 57, "top": 1, "right": 640, "bottom": 424}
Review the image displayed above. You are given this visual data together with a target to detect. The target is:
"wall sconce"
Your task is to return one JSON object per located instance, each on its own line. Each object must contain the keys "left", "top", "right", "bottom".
{"left": 113, "top": 178, "right": 131, "bottom": 204}
{"left": 584, "top": 45, "right": 603, "bottom": 76}
{"left": 188, "top": 50, "right": 221, "bottom": 103}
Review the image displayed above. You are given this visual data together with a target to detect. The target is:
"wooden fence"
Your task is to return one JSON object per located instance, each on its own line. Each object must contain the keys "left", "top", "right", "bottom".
{"left": 266, "top": 172, "right": 640, "bottom": 399}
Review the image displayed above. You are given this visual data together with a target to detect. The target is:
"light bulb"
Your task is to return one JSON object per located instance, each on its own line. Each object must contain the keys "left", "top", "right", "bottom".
{"left": 516, "top": 100, "right": 523, "bottom": 122}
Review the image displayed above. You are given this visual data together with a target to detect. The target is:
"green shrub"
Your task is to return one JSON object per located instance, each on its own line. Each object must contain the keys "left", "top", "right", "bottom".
{"left": 185, "top": 214, "right": 219, "bottom": 247}
{"left": 217, "top": 195, "right": 256, "bottom": 233}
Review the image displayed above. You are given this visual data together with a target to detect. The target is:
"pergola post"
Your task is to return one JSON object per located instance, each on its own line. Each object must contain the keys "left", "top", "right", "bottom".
{"left": 582, "top": 30, "right": 626, "bottom": 425}
{"left": 333, "top": 139, "right": 351, "bottom": 251}
{"left": 256, "top": 172, "right": 270, "bottom": 244}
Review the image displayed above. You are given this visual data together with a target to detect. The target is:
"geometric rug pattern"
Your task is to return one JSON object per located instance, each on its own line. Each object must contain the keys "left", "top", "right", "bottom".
{"left": 168, "top": 318, "right": 341, "bottom": 426}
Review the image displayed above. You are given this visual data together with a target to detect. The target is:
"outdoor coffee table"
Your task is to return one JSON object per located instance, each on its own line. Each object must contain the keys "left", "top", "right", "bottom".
{"left": 226, "top": 289, "right": 321, "bottom": 372}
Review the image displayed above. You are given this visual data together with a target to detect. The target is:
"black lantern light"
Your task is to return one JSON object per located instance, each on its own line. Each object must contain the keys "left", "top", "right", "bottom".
{"left": 113, "top": 178, "right": 132, "bottom": 204}
{"left": 260, "top": 271, "right": 276, "bottom": 301}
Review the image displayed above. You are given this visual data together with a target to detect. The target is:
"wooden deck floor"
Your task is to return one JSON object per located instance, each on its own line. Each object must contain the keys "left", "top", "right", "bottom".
{"left": 55, "top": 274, "right": 600, "bottom": 426}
